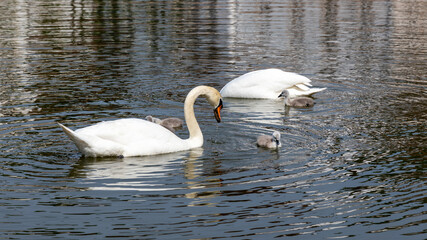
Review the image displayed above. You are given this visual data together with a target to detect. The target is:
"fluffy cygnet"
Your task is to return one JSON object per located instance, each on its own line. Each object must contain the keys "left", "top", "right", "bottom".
{"left": 159, "top": 117, "right": 183, "bottom": 129}
{"left": 257, "top": 131, "right": 281, "bottom": 149}
{"left": 145, "top": 115, "right": 162, "bottom": 124}
{"left": 146, "top": 115, "right": 183, "bottom": 132}
{"left": 279, "top": 90, "right": 315, "bottom": 107}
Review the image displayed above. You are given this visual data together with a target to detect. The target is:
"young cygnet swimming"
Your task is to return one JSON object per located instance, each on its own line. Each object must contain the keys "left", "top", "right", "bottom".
{"left": 257, "top": 131, "right": 281, "bottom": 149}
{"left": 279, "top": 90, "right": 315, "bottom": 107}
{"left": 146, "top": 115, "right": 184, "bottom": 132}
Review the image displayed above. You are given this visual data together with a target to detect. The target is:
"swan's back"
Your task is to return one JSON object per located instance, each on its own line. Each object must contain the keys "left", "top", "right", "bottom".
{"left": 70, "top": 118, "right": 192, "bottom": 157}
{"left": 220, "top": 69, "right": 312, "bottom": 99}
{"left": 76, "top": 118, "right": 175, "bottom": 143}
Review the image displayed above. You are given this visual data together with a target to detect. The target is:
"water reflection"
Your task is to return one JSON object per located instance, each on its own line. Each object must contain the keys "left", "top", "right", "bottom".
{"left": 224, "top": 98, "right": 284, "bottom": 126}
{"left": 0, "top": 0, "right": 426, "bottom": 239}
{"left": 71, "top": 149, "right": 204, "bottom": 192}
{"left": 0, "top": 0, "right": 136, "bottom": 119}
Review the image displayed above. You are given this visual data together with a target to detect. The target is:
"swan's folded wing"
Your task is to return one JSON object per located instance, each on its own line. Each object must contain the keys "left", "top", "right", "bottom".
{"left": 295, "top": 83, "right": 311, "bottom": 91}
{"left": 59, "top": 123, "right": 125, "bottom": 157}
{"left": 76, "top": 118, "right": 181, "bottom": 144}
{"left": 221, "top": 69, "right": 313, "bottom": 99}
{"left": 72, "top": 118, "right": 189, "bottom": 157}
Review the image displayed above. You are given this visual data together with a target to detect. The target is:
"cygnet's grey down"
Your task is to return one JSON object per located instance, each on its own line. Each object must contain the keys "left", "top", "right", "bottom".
{"left": 159, "top": 117, "right": 183, "bottom": 129}
{"left": 279, "top": 90, "right": 315, "bottom": 107}
{"left": 257, "top": 131, "right": 281, "bottom": 149}
{"left": 146, "top": 115, "right": 183, "bottom": 132}
{"left": 145, "top": 115, "right": 161, "bottom": 124}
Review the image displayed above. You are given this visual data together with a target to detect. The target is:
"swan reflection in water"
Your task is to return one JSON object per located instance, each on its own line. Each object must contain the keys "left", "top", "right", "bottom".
{"left": 223, "top": 98, "right": 284, "bottom": 126}
{"left": 70, "top": 149, "right": 209, "bottom": 192}
{"left": 224, "top": 97, "right": 314, "bottom": 125}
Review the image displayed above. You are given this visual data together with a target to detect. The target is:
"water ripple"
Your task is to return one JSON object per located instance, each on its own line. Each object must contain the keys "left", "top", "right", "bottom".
{"left": 0, "top": 0, "right": 426, "bottom": 239}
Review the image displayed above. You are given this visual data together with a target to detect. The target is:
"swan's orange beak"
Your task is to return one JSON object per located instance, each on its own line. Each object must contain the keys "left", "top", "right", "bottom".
{"left": 214, "top": 99, "right": 223, "bottom": 123}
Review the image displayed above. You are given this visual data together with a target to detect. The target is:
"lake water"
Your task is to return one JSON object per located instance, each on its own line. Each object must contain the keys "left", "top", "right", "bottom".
{"left": 0, "top": 0, "right": 426, "bottom": 239}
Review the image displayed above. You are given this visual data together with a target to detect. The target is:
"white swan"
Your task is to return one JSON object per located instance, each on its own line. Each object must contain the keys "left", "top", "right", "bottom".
{"left": 58, "top": 86, "right": 223, "bottom": 157}
{"left": 257, "top": 131, "right": 281, "bottom": 149}
{"left": 220, "top": 68, "right": 326, "bottom": 99}
{"left": 279, "top": 90, "right": 315, "bottom": 107}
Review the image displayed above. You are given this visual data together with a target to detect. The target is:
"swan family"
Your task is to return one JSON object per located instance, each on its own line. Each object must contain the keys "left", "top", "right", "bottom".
{"left": 59, "top": 68, "right": 325, "bottom": 157}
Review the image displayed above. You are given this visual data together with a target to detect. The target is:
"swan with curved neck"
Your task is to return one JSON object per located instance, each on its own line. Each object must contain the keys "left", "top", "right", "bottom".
{"left": 58, "top": 86, "right": 223, "bottom": 157}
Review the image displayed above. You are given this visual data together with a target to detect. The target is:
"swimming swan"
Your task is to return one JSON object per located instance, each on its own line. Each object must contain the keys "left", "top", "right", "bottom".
{"left": 145, "top": 115, "right": 183, "bottom": 132}
{"left": 220, "top": 68, "right": 326, "bottom": 99}
{"left": 257, "top": 131, "right": 282, "bottom": 149}
{"left": 58, "top": 86, "right": 223, "bottom": 157}
{"left": 279, "top": 90, "right": 315, "bottom": 107}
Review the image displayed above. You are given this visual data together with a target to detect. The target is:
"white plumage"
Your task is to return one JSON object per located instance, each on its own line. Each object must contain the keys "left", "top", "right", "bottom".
{"left": 59, "top": 119, "right": 188, "bottom": 157}
{"left": 59, "top": 86, "right": 223, "bottom": 157}
{"left": 220, "top": 68, "right": 326, "bottom": 99}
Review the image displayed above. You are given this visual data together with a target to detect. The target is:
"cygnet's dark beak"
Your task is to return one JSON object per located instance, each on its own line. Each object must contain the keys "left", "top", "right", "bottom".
{"left": 213, "top": 99, "right": 223, "bottom": 123}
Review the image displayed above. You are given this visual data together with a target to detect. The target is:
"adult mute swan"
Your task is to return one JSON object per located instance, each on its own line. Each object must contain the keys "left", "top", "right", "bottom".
{"left": 257, "top": 131, "right": 281, "bottom": 149}
{"left": 58, "top": 86, "right": 223, "bottom": 157}
{"left": 279, "top": 90, "right": 315, "bottom": 108}
{"left": 220, "top": 68, "right": 326, "bottom": 99}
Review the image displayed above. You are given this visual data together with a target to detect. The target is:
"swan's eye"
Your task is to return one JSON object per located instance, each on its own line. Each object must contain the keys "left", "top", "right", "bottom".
{"left": 217, "top": 99, "right": 223, "bottom": 108}
{"left": 213, "top": 99, "right": 223, "bottom": 123}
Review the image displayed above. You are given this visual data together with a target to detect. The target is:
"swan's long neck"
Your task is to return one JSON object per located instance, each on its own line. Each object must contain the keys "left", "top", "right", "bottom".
{"left": 184, "top": 87, "right": 204, "bottom": 146}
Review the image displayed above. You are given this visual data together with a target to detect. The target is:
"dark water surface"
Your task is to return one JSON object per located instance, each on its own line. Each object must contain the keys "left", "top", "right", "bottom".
{"left": 1, "top": 0, "right": 426, "bottom": 239}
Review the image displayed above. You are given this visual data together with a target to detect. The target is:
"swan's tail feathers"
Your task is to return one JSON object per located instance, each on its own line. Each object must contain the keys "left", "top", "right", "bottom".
{"left": 293, "top": 84, "right": 326, "bottom": 96}
{"left": 307, "top": 87, "right": 327, "bottom": 95}
{"left": 287, "top": 87, "right": 327, "bottom": 98}
{"left": 58, "top": 123, "right": 90, "bottom": 152}
{"left": 296, "top": 83, "right": 311, "bottom": 91}
{"left": 58, "top": 123, "right": 125, "bottom": 157}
